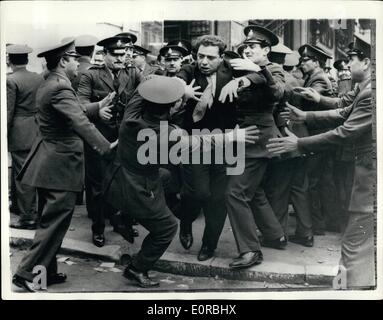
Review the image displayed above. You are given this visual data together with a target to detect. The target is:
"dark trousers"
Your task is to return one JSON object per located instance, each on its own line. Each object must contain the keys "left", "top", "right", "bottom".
{"left": 225, "top": 158, "right": 284, "bottom": 254}
{"left": 131, "top": 207, "right": 178, "bottom": 272}
{"left": 84, "top": 146, "right": 116, "bottom": 234}
{"left": 11, "top": 150, "right": 36, "bottom": 221}
{"left": 339, "top": 212, "right": 375, "bottom": 288}
{"left": 263, "top": 157, "right": 312, "bottom": 238}
{"left": 180, "top": 163, "right": 227, "bottom": 251}
{"left": 306, "top": 153, "right": 340, "bottom": 232}
{"left": 333, "top": 160, "right": 355, "bottom": 233}
{"left": 16, "top": 188, "right": 76, "bottom": 282}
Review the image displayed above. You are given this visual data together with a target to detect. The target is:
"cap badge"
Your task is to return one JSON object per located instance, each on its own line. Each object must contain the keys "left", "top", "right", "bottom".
{"left": 117, "top": 40, "right": 122, "bottom": 47}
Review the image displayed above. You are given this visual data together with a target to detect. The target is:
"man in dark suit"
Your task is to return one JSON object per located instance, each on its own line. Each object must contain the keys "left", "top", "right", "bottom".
{"left": 267, "top": 32, "right": 375, "bottom": 288}
{"left": 12, "top": 39, "right": 116, "bottom": 292}
{"left": 7, "top": 44, "right": 44, "bottom": 230}
{"left": 77, "top": 35, "right": 143, "bottom": 247}
{"left": 223, "top": 25, "right": 287, "bottom": 269}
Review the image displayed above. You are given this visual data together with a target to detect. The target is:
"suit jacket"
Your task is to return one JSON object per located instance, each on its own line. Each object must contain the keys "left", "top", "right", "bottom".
{"left": 77, "top": 64, "right": 143, "bottom": 141}
{"left": 7, "top": 68, "right": 44, "bottom": 151}
{"left": 176, "top": 61, "right": 238, "bottom": 132}
{"left": 298, "top": 80, "right": 374, "bottom": 213}
{"left": 235, "top": 62, "right": 285, "bottom": 158}
{"left": 18, "top": 71, "right": 110, "bottom": 192}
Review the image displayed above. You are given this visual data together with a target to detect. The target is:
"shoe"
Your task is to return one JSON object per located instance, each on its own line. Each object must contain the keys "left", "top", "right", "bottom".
{"left": 289, "top": 235, "right": 314, "bottom": 247}
{"left": 47, "top": 273, "right": 67, "bottom": 286}
{"left": 123, "top": 266, "right": 159, "bottom": 288}
{"left": 229, "top": 251, "right": 263, "bottom": 269}
{"left": 92, "top": 233, "right": 105, "bottom": 247}
{"left": 10, "top": 220, "right": 37, "bottom": 230}
{"left": 197, "top": 246, "right": 214, "bottom": 261}
{"left": 179, "top": 221, "right": 193, "bottom": 249}
{"left": 261, "top": 236, "right": 287, "bottom": 250}
{"left": 12, "top": 275, "right": 36, "bottom": 292}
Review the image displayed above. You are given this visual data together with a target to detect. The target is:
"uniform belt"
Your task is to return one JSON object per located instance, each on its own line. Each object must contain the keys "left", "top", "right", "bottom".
{"left": 13, "top": 111, "right": 36, "bottom": 117}
{"left": 40, "top": 133, "right": 81, "bottom": 141}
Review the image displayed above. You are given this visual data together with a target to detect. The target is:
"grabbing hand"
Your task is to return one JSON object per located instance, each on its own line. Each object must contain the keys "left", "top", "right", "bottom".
{"left": 99, "top": 92, "right": 116, "bottom": 109}
{"left": 266, "top": 128, "right": 299, "bottom": 154}
{"left": 280, "top": 102, "right": 307, "bottom": 123}
{"left": 226, "top": 124, "right": 260, "bottom": 144}
{"left": 183, "top": 79, "right": 203, "bottom": 102}
{"left": 98, "top": 92, "right": 116, "bottom": 121}
{"left": 293, "top": 87, "right": 320, "bottom": 103}
{"left": 230, "top": 57, "right": 261, "bottom": 72}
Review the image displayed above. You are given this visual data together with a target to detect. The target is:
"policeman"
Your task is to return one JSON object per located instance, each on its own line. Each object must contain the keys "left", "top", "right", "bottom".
{"left": 132, "top": 45, "right": 157, "bottom": 77}
{"left": 77, "top": 35, "right": 143, "bottom": 247}
{"left": 158, "top": 42, "right": 189, "bottom": 77}
{"left": 334, "top": 59, "right": 353, "bottom": 96}
{"left": 267, "top": 32, "right": 375, "bottom": 288}
{"left": 12, "top": 39, "right": 116, "bottom": 292}
{"left": 7, "top": 44, "right": 44, "bottom": 230}
{"left": 71, "top": 34, "right": 99, "bottom": 91}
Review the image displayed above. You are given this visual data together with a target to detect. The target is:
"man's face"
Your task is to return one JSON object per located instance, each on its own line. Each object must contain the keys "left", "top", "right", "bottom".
{"left": 64, "top": 56, "right": 79, "bottom": 80}
{"left": 349, "top": 55, "right": 369, "bottom": 82}
{"left": 93, "top": 53, "right": 104, "bottom": 66}
{"left": 133, "top": 54, "right": 146, "bottom": 69}
{"left": 243, "top": 43, "right": 269, "bottom": 65}
{"left": 299, "top": 57, "right": 317, "bottom": 74}
{"left": 197, "top": 45, "right": 222, "bottom": 76}
{"left": 164, "top": 56, "right": 182, "bottom": 74}
{"left": 104, "top": 51, "right": 126, "bottom": 70}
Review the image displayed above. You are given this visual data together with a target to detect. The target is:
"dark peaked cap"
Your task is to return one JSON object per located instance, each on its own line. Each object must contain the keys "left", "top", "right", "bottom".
{"left": 37, "top": 39, "right": 80, "bottom": 58}
{"left": 298, "top": 44, "right": 332, "bottom": 63}
{"left": 243, "top": 25, "right": 279, "bottom": 46}
{"left": 114, "top": 32, "right": 137, "bottom": 44}
{"left": 333, "top": 59, "right": 349, "bottom": 71}
{"left": 75, "top": 35, "right": 98, "bottom": 48}
{"left": 348, "top": 32, "right": 371, "bottom": 58}
{"left": 159, "top": 44, "right": 188, "bottom": 58}
{"left": 166, "top": 40, "right": 192, "bottom": 54}
{"left": 6, "top": 44, "right": 33, "bottom": 55}
{"left": 97, "top": 36, "right": 130, "bottom": 53}
{"left": 133, "top": 45, "right": 151, "bottom": 56}
{"left": 138, "top": 76, "right": 185, "bottom": 104}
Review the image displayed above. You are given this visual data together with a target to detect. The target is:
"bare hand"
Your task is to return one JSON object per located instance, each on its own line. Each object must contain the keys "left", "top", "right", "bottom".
{"left": 99, "top": 92, "right": 116, "bottom": 109}
{"left": 226, "top": 124, "right": 260, "bottom": 144}
{"left": 280, "top": 102, "right": 307, "bottom": 123}
{"left": 230, "top": 57, "right": 261, "bottom": 72}
{"left": 219, "top": 79, "right": 239, "bottom": 103}
{"left": 293, "top": 87, "right": 320, "bottom": 103}
{"left": 99, "top": 104, "right": 114, "bottom": 120}
{"left": 266, "top": 128, "right": 299, "bottom": 154}
{"left": 184, "top": 79, "right": 203, "bottom": 102}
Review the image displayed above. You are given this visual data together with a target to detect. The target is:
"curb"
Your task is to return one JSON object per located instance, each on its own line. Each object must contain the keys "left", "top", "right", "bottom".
{"left": 10, "top": 229, "right": 336, "bottom": 286}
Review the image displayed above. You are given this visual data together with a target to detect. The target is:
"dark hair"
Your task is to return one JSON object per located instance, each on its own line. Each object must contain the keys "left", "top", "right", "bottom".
{"left": 9, "top": 54, "right": 28, "bottom": 65}
{"left": 194, "top": 35, "right": 227, "bottom": 55}
{"left": 46, "top": 55, "right": 69, "bottom": 71}
{"left": 283, "top": 65, "right": 294, "bottom": 72}
{"left": 318, "top": 59, "right": 326, "bottom": 69}
{"left": 76, "top": 46, "right": 94, "bottom": 57}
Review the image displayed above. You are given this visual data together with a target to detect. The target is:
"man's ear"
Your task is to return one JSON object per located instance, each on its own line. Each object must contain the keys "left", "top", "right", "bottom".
{"left": 59, "top": 57, "right": 67, "bottom": 68}
{"left": 264, "top": 46, "right": 271, "bottom": 55}
{"left": 363, "top": 57, "right": 371, "bottom": 71}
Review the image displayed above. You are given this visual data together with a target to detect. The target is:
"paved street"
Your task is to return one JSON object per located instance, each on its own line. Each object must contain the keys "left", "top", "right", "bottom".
{"left": 10, "top": 248, "right": 328, "bottom": 293}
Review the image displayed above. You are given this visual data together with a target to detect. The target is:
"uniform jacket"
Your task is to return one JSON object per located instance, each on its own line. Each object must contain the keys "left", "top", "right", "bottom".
{"left": 7, "top": 67, "right": 44, "bottom": 151}
{"left": 77, "top": 64, "right": 143, "bottom": 141}
{"left": 235, "top": 62, "right": 285, "bottom": 158}
{"left": 298, "top": 80, "right": 374, "bottom": 213}
{"left": 18, "top": 71, "right": 110, "bottom": 192}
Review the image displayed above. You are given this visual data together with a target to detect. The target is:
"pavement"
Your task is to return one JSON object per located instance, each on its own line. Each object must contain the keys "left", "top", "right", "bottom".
{"left": 9, "top": 205, "right": 342, "bottom": 286}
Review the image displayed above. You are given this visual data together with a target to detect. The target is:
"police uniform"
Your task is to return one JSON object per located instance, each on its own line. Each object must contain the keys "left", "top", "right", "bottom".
{"left": 13, "top": 40, "right": 111, "bottom": 289}
{"left": 225, "top": 26, "right": 286, "bottom": 265}
{"left": 291, "top": 44, "right": 340, "bottom": 234}
{"left": 132, "top": 45, "right": 158, "bottom": 77}
{"left": 77, "top": 36, "right": 143, "bottom": 242}
{"left": 297, "top": 33, "right": 374, "bottom": 287}
{"left": 7, "top": 45, "right": 44, "bottom": 228}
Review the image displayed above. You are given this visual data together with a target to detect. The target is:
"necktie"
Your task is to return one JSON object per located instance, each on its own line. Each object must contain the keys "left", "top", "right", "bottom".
{"left": 192, "top": 76, "right": 214, "bottom": 123}
{"left": 112, "top": 70, "right": 120, "bottom": 92}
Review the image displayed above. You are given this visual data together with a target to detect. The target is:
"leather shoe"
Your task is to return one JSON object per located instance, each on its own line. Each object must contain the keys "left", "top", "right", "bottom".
{"left": 47, "top": 273, "right": 67, "bottom": 286}
{"left": 92, "top": 233, "right": 105, "bottom": 247}
{"left": 197, "top": 246, "right": 214, "bottom": 261}
{"left": 289, "top": 235, "right": 314, "bottom": 247}
{"left": 10, "top": 220, "right": 36, "bottom": 230}
{"left": 12, "top": 275, "right": 36, "bottom": 292}
{"left": 261, "top": 236, "right": 287, "bottom": 250}
{"left": 123, "top": 266, "right": 159, "bottom": 288}
{"left": 229, "top": 251, "right": 263, "bottom": 269}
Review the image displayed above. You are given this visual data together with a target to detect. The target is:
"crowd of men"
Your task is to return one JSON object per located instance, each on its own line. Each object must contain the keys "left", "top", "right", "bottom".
{"left": 7, "top": 23, "right": 375, "bottom": 291}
